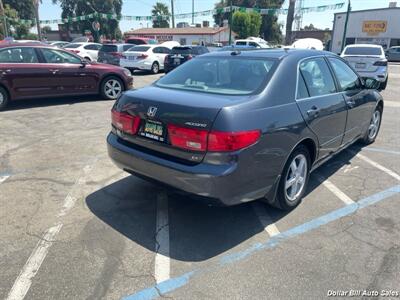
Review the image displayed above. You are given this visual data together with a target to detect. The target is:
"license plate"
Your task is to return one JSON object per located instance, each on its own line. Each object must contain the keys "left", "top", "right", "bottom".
{"left": 128, "top": 56, "right": 136, "bottom": 61}
{"left": 174, "top": 58, "right": 181, "bottom": 65}
{"left": 355, "top": 63, "right": 366, "bottom": 69}
{"left": 140, "top": 120, "right": 165, "bottom": 142}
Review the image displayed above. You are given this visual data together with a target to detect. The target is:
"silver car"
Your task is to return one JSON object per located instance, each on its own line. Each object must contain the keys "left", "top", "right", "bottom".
{"left": 341, "top": 44, "right": 388, "bottom": 90}
{"left": 386, "top": 46, "right": 400, "bottom": 62}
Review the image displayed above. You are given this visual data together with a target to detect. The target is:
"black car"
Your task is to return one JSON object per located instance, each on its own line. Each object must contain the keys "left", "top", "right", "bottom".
{"left": 164, "top": 45, "right": 209, "bottom": 73}
{"left": 107, "top": 49, "right": 383, "bottom": 210}
{"left": 97, "top": 43, "right": 133, "bottom": 66}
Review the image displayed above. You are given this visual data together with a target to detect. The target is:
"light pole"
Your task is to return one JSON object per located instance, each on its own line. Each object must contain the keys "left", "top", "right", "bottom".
{"left": 228, "top": 0, "right": 232, "bottom": 45}
{"left": 33, "top": 0, "right": 42, "bottom": 40}
{"left": 0, "top": 0, "right": 9, "bottom": 37}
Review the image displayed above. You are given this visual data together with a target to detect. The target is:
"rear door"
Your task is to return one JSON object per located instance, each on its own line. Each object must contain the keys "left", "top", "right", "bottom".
{"left": 296, "top": 57, "right": 348, "bottom": 160}
{"left": 39, "top": 48, "right": 98, "bottom": 94}
{"left": 0, "top": 46, "right": 55, "bottom": 99}
{"left": 327, "top": 57, "right": 373, "bottom": 144}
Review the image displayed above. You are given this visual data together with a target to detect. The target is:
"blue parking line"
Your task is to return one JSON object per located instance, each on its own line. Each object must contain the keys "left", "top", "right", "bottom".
{"left": 363, "top": 147, "right": 400, "bottom": 155}
{"left": 122, "top": 185, "right": 400, "bottom": 300}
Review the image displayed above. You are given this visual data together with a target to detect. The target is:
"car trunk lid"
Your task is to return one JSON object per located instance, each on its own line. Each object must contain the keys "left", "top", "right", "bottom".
{"left": 343, "top": 55, "right": 383, "bottom": 73}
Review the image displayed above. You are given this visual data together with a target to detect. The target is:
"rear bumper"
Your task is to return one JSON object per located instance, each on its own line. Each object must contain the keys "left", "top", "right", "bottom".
{"left": 107, "top": 132, "right": 273, "bottom": 206}
{"left": 120, "top": 59, "right": 153, "bottom": 71}
{"left": 358, "top": 67, "right": 388, "bottom": 82}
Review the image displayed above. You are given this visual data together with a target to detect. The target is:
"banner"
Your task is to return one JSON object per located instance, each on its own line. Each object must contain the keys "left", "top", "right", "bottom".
{"left": 7, "top": 2, "right": 344, "bottom": 25}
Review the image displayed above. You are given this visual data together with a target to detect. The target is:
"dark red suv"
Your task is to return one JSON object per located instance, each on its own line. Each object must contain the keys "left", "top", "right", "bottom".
{"left": 0, "top": 43, "right": 133, "bottom": 110}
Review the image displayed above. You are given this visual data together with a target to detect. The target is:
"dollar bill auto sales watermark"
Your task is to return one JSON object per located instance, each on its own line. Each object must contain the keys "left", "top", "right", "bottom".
{"left": 327, "top": 290, "right": 399, "bottom": 297}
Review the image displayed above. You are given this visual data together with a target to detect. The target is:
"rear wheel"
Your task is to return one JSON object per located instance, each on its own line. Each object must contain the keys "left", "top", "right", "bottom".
{"left": 0, "top": 86, "right": 9, "bottom": 111}
{"left": 151, "top": 62, "right": 159, "bottom": 74}
{"left": 100, "top": 76, "right": 124, "bottom": 100}
{"left": 361, "top": 107, "right": 382, "bottom": 145}
{"left": 270, "top": 145, "right": 311, "bottom": 210}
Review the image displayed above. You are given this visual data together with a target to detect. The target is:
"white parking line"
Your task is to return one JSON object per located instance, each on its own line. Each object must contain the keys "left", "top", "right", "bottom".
{"left": 252, "top": 202, "right": 280, "bottom": 237}
{"left": 6, "top": 163, "right": 95, "bottom": 300}
{"left": 154, "top": 192, "right": 170, "bottom": 283}
{"left": 315, "top": 174, "right": 355, "bottom": 205}
{"left": 0, "top": 174, "right": 10, "bottom": 185}
{"left": 351, "top": 151, "right": 400, "bottom": 182}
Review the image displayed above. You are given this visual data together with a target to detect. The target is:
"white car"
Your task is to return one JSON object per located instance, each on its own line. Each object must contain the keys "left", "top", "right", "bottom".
{"left": 64, "top": 42, "right": 102, "bottom": 61}
{"left": 341, "top": 44, "right": 388, "bottom": 90}
{"left": 291, "top": 38, "right": 324, "bottom": 50}
{"left": 234, "top": 37, "right": 270, "bottom": 48}
{"left": 119, "top": 45, "right": 172, "bottom": 74}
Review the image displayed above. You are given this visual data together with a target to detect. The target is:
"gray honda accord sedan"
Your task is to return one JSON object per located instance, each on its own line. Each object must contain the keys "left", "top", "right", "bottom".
{"left": 107, "top": 49, "right": 383, "bottom": 210}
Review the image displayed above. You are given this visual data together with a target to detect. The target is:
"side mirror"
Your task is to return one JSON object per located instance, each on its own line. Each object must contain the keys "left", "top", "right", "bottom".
{"left": 80, "top": 59, "right": 88, "bottom": 68}
{"left": 364, "top": 78, "right": 381, "bottom": 90}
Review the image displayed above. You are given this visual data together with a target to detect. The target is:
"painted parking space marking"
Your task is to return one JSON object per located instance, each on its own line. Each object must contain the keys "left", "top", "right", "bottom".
{"left": 362, "top": 147, "right": 400, "bottom": 156}
{"left": 0, "top": 174, "right": 10, "bottom": 185}
{"left": 252, "top": 202, "right": 280, "bottom": 237}
{"left": 384, "top": 101, "right": 400, "bottom": 108}
{"left": 315, "top": 174, "right": 354, "bottom": 205}
{"left": 6, "top": 162, "right": 96, "bottom": 300}
{"left": 350, "top": 150, "right": 400, "bottom": 181}
{"left": 123, "top": 185, "right": 400, "bottom": 300}
{"left": 154, "top": 192, "right": 170, "bottom": 283}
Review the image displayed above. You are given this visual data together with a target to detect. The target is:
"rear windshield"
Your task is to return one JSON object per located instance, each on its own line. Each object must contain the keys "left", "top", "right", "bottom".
{"left": 171, "top": 47, "right": 192, "bottom": 54}
{"left": 128, "top": 46, "right": 150, "bottom": 52}
{"left": 156, "top": 57, "right": 277, "bottom": 95}
{"left": 100, "top": 45, "right": 118, "bottom": 52}
{"left": 344, "top": 46, "right": 382, "bottom": 56}
{"left": 64, "top": 43, "right": 81, "bottom": 49}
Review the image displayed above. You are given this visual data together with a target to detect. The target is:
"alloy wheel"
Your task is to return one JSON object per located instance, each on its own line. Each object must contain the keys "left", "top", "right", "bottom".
{"left": 285, "top": 154, "right": 308, "bottom": 202}
{"left": 368, "top": 110, "right": 381, "bottom": 140}
{"left": 104, "top": 79, "right": 122, "bottom": 99}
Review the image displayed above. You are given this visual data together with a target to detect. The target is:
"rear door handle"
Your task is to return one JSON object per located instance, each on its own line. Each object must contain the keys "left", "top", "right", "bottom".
{"left": 307, "top": 106, "right": 320, "bottom": 117}
{"left": 346, "top": 99, "right": 356, "bottom": 108}
{"left": 0, "top": 69, "right": 11, "bottom": 75}
{"left": 49, "top": 69, "right": 59, "bottom": 74}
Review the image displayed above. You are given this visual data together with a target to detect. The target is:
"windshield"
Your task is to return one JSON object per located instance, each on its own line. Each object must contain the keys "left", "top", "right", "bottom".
{"left": 127, "top": 46, "right": 150, "bottom": 52}
{"left": 344, "top": 46, "right": 382, "bottom": 56}
{"left": 64, "top": 43, "right": 81, "bottom": 49}
{"left": 156, "top": 57, "right": 277, "bottom": 95}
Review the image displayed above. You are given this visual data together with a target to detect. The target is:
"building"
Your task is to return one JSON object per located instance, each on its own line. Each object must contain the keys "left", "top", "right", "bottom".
{"left": 124, "top": 26, "right": 237, "bottom": 46}
{"left": 331, "top": 4, "right": 400, "bottom": 53}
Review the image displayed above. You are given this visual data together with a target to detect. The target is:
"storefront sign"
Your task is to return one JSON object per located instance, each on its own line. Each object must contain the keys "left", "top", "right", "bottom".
{"left": 362, "top": 21, "right": 387, "bottom": 35}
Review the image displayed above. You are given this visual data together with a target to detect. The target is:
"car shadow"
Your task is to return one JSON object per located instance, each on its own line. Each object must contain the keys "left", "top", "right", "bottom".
{"left": 4, "top": 95, "right": 113, "bottom": 111}
{"left": 85, "top": 144, "right": 362, "bottom": 262}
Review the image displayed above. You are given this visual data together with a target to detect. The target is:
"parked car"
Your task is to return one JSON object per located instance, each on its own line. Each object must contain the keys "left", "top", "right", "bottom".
{"left": 107, "top": 49, "right": 383, "bottom": 210}
{"left": 291, "top": 38, "right": 324, "bottom": 50}
{"left": 164, "top": 45, "right": 209, "bottom": 73}
{"left": 386, "top": 46, "right": 400, "bottom": 62}
{"left": 341, "top": 44, "right": 388, "bottom": 90}
{"left": 98, "top": 43, "right": 133, "bottom": 65}
{"left": 64, "top": 42, "right": 102, "bottom": 61}
{"left": 234, "top": 38, "right": 270, "bottom": 48}
{"left": 49, "top": 41, "right": 70, "bottom": 48}
{"left": 0, "top": 44, "right": 133, "bottom": 110}
{"left": 125, "top": 36, "right": 158, "bottom": 45}
{"left": 119, "top": 45, "right": 171, "bottom": 74}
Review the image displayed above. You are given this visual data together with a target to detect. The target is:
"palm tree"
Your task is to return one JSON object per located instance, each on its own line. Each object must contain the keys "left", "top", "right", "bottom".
{"left": 152, "top": 2, "right": 170, "bottom": 28}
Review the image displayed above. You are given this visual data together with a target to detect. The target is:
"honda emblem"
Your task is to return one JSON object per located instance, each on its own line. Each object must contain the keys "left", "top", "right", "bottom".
{"left": 147, "top": 106, "right": 157, "bottom": 117}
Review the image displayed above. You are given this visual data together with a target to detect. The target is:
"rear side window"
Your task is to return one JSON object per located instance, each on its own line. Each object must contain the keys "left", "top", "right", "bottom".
{"left": 299, "top": 58, "right": 336, "bottom": 97}
{"left": 100, "top": 45, "right": 118, "bottom": 52}
{"left": 328, "top": 57, "right": 361, "bottom": 91}
{"left": 84, "top": 44, "right": 101, "bottom": 50}
{"left": 297, "top": 73, "right": 310, "bottom": 99}
{"left": 0, "top": 47, "right": 39, "bottom": 63}
{"left": 64, "top": 43, "right": 81, "bottom": 49}
{"left": 235, "top": 41, "right": 247, "bottom": 46}
{"left": 344, "top": 47, "right": 382, "bottom": 56}
{"left": 41, "top": 48, "right": 82, "bottom": 64}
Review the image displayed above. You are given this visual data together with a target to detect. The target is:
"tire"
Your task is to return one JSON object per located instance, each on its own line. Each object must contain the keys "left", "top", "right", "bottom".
{"left": 151, "top": 62, "right": 159, "bottom": 74}
{"left": 0, "top": 86, "right": 9, "bottom": 111}
{"left": 361, "top": 106, "right": 382, "bottom": 145}
{"left": 270, "top": 145, "right": 311, "bottom": 211}
{"left": 100, "top": 76, "right": 124, "bottom": 100}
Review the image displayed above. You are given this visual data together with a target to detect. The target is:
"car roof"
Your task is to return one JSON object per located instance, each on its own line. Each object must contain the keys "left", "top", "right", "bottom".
{"left": 345, "top": 44, "right": 383, "bottom": 48}
{"left": 0, "top": 43, "right": 55, "bottom": 49}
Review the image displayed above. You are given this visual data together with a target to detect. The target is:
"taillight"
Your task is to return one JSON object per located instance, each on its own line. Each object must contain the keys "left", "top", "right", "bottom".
{"left": 167, "top": 124, "right": 261, "bottom": 152}
{"left": 70, "top": 50, "right": 80, "bottom": 54}
{"left": 111, "top": 110, "right": 141, "bottom": 135}
{"left": 168, "top": 124, "right": 208, "bottom": 151}
{"left": 137, "top": 54, "right": 148, "bottom": 59}
{"left": 164, "top": 55, "right": 169, "bottom": 65}
{"left": 208, "top": 130, "right": 261, "bottom": 152}
{"left": 373, "top": 60, "right": 387, "bottom": 66}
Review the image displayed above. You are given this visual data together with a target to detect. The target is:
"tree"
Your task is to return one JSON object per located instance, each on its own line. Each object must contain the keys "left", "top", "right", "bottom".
{"left": 152, "top": 2, "right": 170, "bottom": 28}
{"left": 214, "top": 0, "right": 284, "bottom": 44}
{"left": 52, "top": 0, "right": 123, "bottom": 41}
{"left": 2, "top": 0, "right": 36, "bottom": 39}
{"left": 232, "top": 11, "right": 261, "bottom": 39}
{"left": 285, "top": 0, "right": 295, "bottom": 45}
{"left": 248, "top": 11, "right": 262, "bottom": 37}
{"left": 303, "top": 23, "right": 317, "bottom": 31}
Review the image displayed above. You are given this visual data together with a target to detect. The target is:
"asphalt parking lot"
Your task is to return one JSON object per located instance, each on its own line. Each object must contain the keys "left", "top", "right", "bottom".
{"left": 1, "top": 65, "right": 400, "bottom": 300}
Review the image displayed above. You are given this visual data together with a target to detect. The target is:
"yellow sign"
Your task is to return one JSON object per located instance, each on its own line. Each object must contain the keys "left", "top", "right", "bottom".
{"left": 362, "top": 21, "right": 387, "bottom": 36}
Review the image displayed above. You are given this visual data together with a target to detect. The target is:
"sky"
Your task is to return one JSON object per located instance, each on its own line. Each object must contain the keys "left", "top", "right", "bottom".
{"left": 38, "top": 0, "right": 394, "bottom": 33}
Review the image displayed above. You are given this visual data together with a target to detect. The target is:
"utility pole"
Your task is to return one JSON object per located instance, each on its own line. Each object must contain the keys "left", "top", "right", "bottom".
{"left": 341, "top": 0, "right": 351, "bottom": 52}
{"left": 228, "top": 0, "right": 232, "bottom": 45}
{"left": 0, "top": 0, "right": 9, "bottom": 37}
{"left": 192, "top": 0, "right": 194, "bottom": 25}
{"left": 171, "top": 0, "right": 175, "bottom": 28}
{"left": 33, "top": 0, "right": 42, "bottom": 40}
